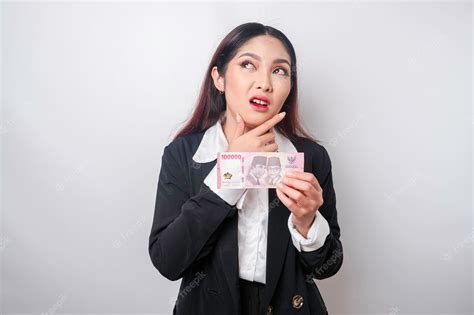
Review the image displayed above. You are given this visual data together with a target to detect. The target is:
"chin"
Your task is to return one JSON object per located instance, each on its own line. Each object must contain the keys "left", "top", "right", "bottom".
{"left": 243, "top": 112, "right": 276, "bottom": 127}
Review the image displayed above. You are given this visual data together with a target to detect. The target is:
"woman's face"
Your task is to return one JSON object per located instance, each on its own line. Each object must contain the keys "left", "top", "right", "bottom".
{"left": 213, "top": 35, "right": 292, "bottom": 129}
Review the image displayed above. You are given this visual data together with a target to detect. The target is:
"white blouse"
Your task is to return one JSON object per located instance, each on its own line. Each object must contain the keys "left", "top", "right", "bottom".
{"left": 192, "top": 116, "right": 330, "bottom": 284}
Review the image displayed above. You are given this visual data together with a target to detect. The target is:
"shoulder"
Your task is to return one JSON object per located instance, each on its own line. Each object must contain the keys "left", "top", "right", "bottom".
{"left": 292, "top": 136, "right": 331, "bottom": 162}
{"left": 163, "top": 131, "right": 206, "bottom": 159}
{"left": 292, "top": 136, "right": 332, "bottom": 175}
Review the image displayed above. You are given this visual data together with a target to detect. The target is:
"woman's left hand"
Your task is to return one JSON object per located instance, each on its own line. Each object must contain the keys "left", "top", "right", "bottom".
{"left": 276, "top": 171, "right": 324, "bottom": 238}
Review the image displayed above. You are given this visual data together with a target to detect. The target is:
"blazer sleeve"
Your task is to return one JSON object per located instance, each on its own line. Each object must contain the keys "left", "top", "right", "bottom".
{"left": 296, "top": 144, "right": 344, "bottom": 280}
{"left": 148, "top": 143, "right": 238, "bottom": 281}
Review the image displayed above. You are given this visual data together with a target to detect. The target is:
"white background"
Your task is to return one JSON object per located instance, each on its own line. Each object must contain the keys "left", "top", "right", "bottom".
{"left": 1, "top": 1, "right": 472, "bottom": 314}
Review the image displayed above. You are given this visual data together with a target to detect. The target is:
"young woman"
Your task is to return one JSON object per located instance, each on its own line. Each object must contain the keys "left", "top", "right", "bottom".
{"left": 148, "top": 22, "right": 343, "bottom": 315}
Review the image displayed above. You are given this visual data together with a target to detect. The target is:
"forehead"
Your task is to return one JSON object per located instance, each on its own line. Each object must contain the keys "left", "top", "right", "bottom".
{"left": 235, "top": 35, "right": 290, "bottom": 61}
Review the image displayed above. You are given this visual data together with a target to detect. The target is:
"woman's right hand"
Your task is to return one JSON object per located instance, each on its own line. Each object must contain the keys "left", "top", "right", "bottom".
{"left": 226, "top": 112, "right": 286, "bottom": 153}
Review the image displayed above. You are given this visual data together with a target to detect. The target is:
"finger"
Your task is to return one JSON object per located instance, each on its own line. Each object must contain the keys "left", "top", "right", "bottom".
{"left": 281, "top": 176, "right": 318, "bottom": 198}
{"left": 249, "top": 112, "right": 286, "bottom": 136}
{"left": 277, "top": 182, "right": 311, "bottom": 208}
{"left": 258, "top": 132, "right": 276, "bottom": 145}
{"left": 285, "top": 171, "right": 322, "bottom": 192}
{"left": 232, "top": 112, "right": 246, "bottom": 140}
{"left": 276, "top": 187, "right": 299, "bottom": 213}
{"left": 262, "top": 143, "right": 278, "bottom": 152}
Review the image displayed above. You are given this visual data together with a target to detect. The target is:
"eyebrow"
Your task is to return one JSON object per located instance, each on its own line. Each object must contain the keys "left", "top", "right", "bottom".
{"left": 237, "top": 52, "right": 291, "bottom": 67}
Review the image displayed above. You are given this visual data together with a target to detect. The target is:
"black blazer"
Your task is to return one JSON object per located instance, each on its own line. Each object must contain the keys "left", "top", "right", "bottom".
{"left": 148, "top": 130, "right": 343, "bottom": 315}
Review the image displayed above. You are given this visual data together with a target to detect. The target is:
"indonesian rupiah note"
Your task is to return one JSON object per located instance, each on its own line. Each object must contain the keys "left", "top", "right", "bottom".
{"left": 216, "top": 152, "right": 304, "bottom": 189}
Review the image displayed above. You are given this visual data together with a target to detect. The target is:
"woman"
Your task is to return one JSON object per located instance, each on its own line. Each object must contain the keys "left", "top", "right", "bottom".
{"left": 148, "top": 22, "right": 343, "bottom": 315}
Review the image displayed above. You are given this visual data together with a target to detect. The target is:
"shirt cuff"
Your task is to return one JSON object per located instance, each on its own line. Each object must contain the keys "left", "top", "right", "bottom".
{"left": 288, "top": 210, "right": 330, "bottom": 252}
{"left": 204, "top": 164, "right": 247, "bottom": 207}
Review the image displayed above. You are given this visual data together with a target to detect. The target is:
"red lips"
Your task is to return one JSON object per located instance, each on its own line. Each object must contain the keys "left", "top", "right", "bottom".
{"left": 249, "top": 95, "right": 270, "bottom": 106}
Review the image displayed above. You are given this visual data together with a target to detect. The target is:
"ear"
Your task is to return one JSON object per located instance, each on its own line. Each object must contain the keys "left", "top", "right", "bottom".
{"left": 211, "top": 66, "right": 225, "bottom": 92}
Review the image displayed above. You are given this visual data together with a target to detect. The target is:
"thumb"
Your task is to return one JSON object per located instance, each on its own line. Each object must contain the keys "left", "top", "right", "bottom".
{"left": 232, "top": 112, "right": 246, "bottom": 140}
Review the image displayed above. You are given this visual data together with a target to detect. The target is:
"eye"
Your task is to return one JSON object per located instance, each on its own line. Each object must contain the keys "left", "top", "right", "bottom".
{"left": 240, "top": 60, "right": 255, "bottom": 70}
{"left": 274, "top": 67, "right": 290, "bottom": 76}
{"left": 240, "top": 60, "right": 290, "bottom": 76}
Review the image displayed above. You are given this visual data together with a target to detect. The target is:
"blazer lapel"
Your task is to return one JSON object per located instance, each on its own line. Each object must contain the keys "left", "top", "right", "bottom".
{"left": 217, "top": 210, "right": 240, "bottom": 311}
{"left": 261, "top": 188, "right": 290, "bottom": 310}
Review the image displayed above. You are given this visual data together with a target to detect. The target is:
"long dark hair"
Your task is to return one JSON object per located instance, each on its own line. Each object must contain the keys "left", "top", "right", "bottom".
{"left": 173, "top": 22, "right": 319, "bottom": 144}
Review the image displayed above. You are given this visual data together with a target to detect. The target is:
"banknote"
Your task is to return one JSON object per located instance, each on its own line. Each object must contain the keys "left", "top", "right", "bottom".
{"left": 216, "top": 152, "right": 304, "bottom": 189}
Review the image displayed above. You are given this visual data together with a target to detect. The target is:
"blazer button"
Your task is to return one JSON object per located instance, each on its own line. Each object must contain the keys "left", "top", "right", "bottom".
{"left": 266, "top": 304, "right": 273, "bottom": 315}
{"left": 292, "top": 294, "right": 304, "bottom": 309}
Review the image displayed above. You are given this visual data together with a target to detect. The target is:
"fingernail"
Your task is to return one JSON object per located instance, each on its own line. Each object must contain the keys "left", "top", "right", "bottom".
{"left": 279, "top": 112, "right": 286, "bottom": 118}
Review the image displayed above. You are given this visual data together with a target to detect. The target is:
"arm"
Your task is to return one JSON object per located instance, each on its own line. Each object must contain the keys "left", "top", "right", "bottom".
{"left": 287, "top": 210, "right": 330, "bottom": 252}
{"left": 148, "top": 144, "right": 242, "bottom": 281}
{"left": 203, "top": 163, "right": 247, "bottom": 208}
{"left": 296, "top": 146, "right": 343, "bottom": 280}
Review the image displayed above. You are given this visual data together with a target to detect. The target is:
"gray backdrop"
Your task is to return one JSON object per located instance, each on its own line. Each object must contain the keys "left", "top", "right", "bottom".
{"left": 1, "top": 1, "right": 472, "bottom": 314}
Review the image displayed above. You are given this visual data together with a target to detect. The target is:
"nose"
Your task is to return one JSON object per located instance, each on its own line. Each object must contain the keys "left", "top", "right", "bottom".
{"left": 257, "top": 71, "right": 273, "bottom": 92}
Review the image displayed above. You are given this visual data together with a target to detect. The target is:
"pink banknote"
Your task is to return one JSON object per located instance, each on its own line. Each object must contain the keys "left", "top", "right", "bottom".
{"left": 216, "top": 152, "right": 304, "bottom": 189}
